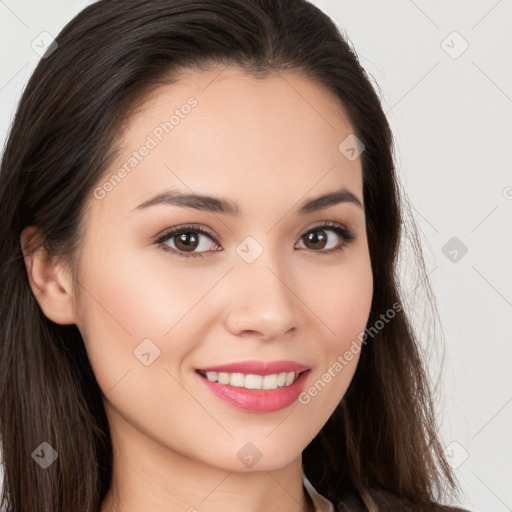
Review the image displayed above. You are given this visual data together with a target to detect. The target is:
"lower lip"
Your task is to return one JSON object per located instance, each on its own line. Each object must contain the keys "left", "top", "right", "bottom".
{"left": 195, "top": 370, "right": 311, "bottom": 413}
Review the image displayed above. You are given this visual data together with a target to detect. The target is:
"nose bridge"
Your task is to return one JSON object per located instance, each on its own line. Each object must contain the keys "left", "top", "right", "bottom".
{"left": 226, "top": 234, "right": 298, "bottom": 337}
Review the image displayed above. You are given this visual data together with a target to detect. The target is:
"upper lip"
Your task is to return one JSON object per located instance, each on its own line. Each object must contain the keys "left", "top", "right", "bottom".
{"left": 197, "top": 360, "right": 310, "bottom": 375}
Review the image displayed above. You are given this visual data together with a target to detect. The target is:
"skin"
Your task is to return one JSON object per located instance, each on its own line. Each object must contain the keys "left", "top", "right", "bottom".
{"left": 22, "top": 66, "right": 373, "bottom": 512}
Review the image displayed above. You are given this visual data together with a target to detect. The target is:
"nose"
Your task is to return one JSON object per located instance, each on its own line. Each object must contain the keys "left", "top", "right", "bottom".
{"left": 224, "top": 252, "right": 299, "bottom": 341}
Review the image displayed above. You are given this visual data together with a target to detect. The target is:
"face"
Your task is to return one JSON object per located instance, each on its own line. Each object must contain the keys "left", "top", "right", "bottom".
{"left": 73, "top": 67, "right": 373, "bottom": 473}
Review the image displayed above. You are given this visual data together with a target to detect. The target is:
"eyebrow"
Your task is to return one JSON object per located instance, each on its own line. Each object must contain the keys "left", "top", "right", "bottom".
{"left": 132, "top": 187, "right": 363, "bottom": 216}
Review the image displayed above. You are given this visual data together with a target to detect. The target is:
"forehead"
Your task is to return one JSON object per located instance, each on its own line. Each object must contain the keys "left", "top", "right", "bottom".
{"left": 93, "top": 66, "right": 363, "bottom": 219}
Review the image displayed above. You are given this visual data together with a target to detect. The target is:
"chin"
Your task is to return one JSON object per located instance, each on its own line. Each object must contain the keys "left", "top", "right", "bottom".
{"left": 210, "top": 439, "right": 305, "bottom": 473}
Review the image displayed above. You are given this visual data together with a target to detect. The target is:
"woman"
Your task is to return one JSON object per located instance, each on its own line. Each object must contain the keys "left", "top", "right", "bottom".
{"left": 0, "top": 0, "right": 471, "bottom": 511}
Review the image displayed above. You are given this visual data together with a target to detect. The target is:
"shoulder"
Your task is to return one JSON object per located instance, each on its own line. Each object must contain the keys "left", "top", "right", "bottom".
{"left": 336, "top": 487, "right": 472, "bottom": 512}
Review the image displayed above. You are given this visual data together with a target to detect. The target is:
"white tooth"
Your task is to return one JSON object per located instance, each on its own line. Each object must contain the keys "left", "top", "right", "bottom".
{"left": 206, "top": 371, "right": 217, "bottom": 382}
{"left": 229, "top": 373, "right": 246, "bottom": 387}
{"left": 203, "top": 370, "right": 299, "bottom": 389}
{"left": 277, "top": 372, "right": 287, "bottom": 387}
{"left": 262, "top": 374, "right": 278, "bottom": 390}
{"left": 217, "top": 372, "right": 230, "bottom": 384}
{"left": 245, "top": 374, "right": 263, "bottom": 389}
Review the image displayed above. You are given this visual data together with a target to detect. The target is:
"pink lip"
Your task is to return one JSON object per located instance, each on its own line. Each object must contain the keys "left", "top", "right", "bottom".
{"left": 197, "top": 360, "right": 310, "bottom": 375}
{"left": 195, "top": 369, "right": 311, "bottom": 413}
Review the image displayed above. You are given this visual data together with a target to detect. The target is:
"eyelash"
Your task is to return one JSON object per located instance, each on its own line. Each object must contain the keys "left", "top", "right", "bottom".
{"left": 155, "top": 221, "right": 355, "bottom": 259}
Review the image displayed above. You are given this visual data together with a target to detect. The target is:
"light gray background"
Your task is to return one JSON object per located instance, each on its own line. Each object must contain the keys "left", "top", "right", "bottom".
{"left": 0, "top": 1, "right": 511, "bottom": 511}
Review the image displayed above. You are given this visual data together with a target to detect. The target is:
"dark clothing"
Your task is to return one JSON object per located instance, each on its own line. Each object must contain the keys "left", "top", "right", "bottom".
{"left": 303, "top": 472, "right": 472, "bottom": 512}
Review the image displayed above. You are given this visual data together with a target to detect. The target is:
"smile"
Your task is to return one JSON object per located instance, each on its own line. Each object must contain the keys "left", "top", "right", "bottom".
{"left": 195, "top": 369, "right": 311, "bottom": 413}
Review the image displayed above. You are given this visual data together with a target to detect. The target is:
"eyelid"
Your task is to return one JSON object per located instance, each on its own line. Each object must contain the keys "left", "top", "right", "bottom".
{"left": 155, "top": 223, "right": 220, "bottom": 245}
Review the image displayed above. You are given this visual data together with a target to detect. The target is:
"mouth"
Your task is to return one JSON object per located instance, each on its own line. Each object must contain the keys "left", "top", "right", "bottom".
{"left": 195, "top": 368, "right": 312, "bottom": 412}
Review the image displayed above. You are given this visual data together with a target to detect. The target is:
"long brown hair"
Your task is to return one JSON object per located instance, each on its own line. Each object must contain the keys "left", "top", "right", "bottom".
{"left": 0, "top": 1, "right": 460, "bottom": 510}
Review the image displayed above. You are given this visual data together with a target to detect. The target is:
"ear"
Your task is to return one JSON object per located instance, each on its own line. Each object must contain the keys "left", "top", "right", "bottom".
{"left": 20, "top": 226, "right": 78, "bottom": 325}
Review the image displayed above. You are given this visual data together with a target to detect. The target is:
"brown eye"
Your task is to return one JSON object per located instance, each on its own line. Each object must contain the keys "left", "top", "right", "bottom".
{"left": 156, "top": 225, "right": 220, "bottom": 258}
{"left": 155, "top": 221, "right": 355, "bottom": 259}
{"left": 297, "top": 222, "right": 354, "bottom": 254}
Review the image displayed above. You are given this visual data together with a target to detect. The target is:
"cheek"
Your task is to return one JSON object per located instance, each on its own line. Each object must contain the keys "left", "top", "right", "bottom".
{"left": 311, "top": 251, "right": 373, "bottom": 353}
{"left": 335, "top": 271, "right": 373, "bottom": 350}
{"left": 79, "top": 247, "right": 199, "bottom": 338}
{"left": 75, "top": 250, "right": 171, "bottom": 391}
{"left": 297, "top": 251, "right": 372, "bottom": 416}
{"left": 75, "top": 248, "right": 222, "bottom": 392}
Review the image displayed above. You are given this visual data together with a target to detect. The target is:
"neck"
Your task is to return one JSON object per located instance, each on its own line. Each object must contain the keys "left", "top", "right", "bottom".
{"left": 100, "top": 405, "right": 314, "bottom": 512}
